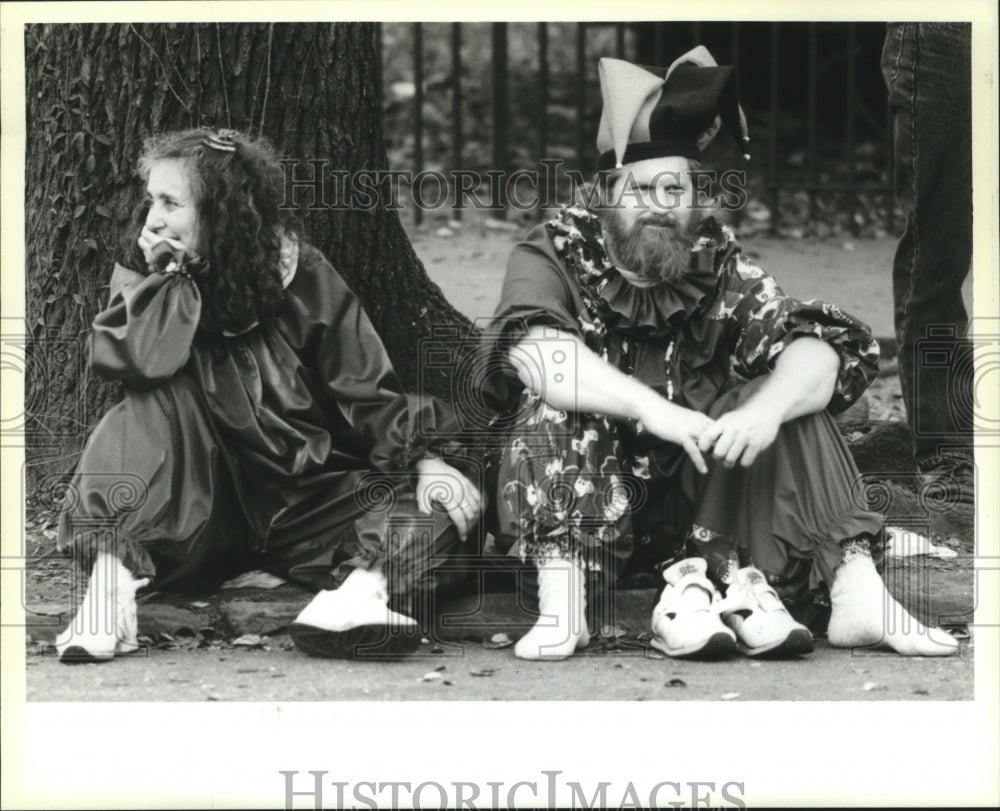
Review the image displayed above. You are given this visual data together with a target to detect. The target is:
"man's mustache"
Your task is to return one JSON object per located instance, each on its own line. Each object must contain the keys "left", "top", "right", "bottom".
{"left": 637, "top": 213, "right": 681, "bottom": 230}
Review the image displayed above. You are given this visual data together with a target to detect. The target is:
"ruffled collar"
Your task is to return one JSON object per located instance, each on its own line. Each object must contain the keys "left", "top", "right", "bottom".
{"left": 547, "top": 206, "right": 735, "bottom": 338}
{"left": 222, "top": 231, "right": 300, "bottom": 337}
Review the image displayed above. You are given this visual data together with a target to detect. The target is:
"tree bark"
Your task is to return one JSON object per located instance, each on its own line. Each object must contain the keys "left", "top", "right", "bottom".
{"left": 24, "top": 22, "right": 469, "bottom": 486}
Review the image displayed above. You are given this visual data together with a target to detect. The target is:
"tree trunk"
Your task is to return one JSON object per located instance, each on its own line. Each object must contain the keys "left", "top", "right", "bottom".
{"left": 24, "top": 22, "right": 469, "bottom": 487}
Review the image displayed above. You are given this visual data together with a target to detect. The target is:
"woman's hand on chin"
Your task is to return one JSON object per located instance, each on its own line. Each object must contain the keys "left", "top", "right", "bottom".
{"left": 138, "top": 226, "right": 189, "bottom": 270}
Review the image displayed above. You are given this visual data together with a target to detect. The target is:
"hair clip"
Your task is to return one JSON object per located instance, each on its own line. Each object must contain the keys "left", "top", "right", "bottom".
{"left": 202, "top": 129, "right": 239, "bottom": 153}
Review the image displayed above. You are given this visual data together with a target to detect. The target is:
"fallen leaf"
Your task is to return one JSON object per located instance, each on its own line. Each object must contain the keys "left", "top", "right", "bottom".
{"left": 485, "top": 633, "right": 513, "bottom": 650}
{"left": 434, "top": 664, "right": 447, "bottom": 672}
{"left": 722, "top": 692, "right": 740, "bottom": 700}
{"left": 220, "top": 570, "right": 287, "bottom": 590}
{"left": 665, "top": 678, "right": 687, "bottom": 688}
{"left": 913, "top": 688, "right": 930, "bottom": 695}
{"left": 484, "top": 217, "right": 519, "bottom": 232}
{"left": 885, "top": 526, "right": 958, "bottom": 559}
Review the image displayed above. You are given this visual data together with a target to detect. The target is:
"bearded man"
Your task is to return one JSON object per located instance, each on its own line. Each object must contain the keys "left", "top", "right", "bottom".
{"left": 482, "top": 48, "right": 957, "bottom": 662}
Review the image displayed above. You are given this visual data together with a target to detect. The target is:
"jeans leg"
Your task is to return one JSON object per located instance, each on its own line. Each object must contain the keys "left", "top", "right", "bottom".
{"left": 883, "top": 23, "right": 974, "bottom": 464}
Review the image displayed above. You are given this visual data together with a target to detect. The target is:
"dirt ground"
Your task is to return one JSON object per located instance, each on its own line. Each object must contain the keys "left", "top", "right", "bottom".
{"left": 24, "top": 636, "right": 973, "bottom": 702}
{"left": 19, "top": 219, "right": 979, "bottom": 702}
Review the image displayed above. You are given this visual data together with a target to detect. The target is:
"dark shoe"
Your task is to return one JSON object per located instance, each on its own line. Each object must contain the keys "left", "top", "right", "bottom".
{"left": 289, "top": 622, "right": 421, "bottom": 660}
{"left": 290, "top": 574, "right": 421, "bottom": 660}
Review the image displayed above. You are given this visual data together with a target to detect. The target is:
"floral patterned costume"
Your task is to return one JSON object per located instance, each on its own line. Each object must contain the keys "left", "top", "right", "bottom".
{"left": 483, "top": 207, "right": 883, "bottom": 618}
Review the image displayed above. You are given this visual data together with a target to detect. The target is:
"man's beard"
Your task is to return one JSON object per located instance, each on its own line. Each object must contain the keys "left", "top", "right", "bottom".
{"left": 600, "top": 207, "right": 702, "bottom": 284}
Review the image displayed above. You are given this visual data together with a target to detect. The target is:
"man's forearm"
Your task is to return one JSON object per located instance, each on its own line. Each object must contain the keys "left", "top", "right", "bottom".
{"left": 508, "top": 325, "right": 663, "bottom": 420}
{"left": 747, "top": 336, "right": 840, "bottom": 422}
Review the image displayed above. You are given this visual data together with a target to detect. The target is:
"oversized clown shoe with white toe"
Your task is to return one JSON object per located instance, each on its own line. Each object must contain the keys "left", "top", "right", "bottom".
{"left": 289, "top": 566, "right": 421, "bottom": 659}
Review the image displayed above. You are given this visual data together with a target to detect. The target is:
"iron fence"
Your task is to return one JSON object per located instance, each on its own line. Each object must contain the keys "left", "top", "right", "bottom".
{"left": 379, "top": 21, "right": 896, "bottom": 236}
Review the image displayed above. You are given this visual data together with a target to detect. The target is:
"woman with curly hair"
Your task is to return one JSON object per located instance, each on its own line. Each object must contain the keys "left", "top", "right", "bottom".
{"left": 55, "top": 128, "right": 481, "bottom": 663}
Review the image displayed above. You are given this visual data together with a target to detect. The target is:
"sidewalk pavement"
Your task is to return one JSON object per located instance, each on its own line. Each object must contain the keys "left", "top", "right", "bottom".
{"left": 417, "top": 228, "right": 975, "bottom": 350}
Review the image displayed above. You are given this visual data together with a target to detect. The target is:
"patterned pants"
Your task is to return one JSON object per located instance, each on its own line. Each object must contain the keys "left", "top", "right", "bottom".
{"left": 493, "top": 379, "right": 884, "bottom": 613}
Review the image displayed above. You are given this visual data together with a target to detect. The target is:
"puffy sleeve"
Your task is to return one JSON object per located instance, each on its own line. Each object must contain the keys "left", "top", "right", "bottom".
{"left": 723, "top": 252, "right": 880, "bottom": 414}
{"left": 286, "top": 246, "right": 470, "bottom": 474}
{"left": 89, "top": 263, "right": 201, "bottom": 389}
{"left": 479, "top": 226, "right": 582, "bottom": 414}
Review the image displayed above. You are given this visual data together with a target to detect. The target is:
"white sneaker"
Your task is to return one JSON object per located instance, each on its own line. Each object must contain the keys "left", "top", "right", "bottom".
{"left": 56, "top": 553, "right": 149, "bottom": 664}
{"left": 650, "top": 558, "right": 737, "bottom": 659}
{"left": 720, "top": 566, "right": 814, "bottom": 657}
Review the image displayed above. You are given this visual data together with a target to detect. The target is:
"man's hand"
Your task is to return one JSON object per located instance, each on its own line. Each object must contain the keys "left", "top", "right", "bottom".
{"left": 637, "top": 398, "right": 717, "bottom": 474}
{"left": 414, "top": 457, "right": 482, "bottom": 541}
{"left": 697, "top": 403, "right": 781, "bottom": 469}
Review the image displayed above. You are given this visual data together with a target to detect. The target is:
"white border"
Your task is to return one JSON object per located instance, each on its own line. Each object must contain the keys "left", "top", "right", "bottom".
{"left": 2, "top": 2, "right": 998, "bottom": 808}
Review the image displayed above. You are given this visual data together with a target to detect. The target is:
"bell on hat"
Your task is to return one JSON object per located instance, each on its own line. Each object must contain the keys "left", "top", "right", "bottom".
{"left": 596, "top": 45, "right": 750, "bottom": 171}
